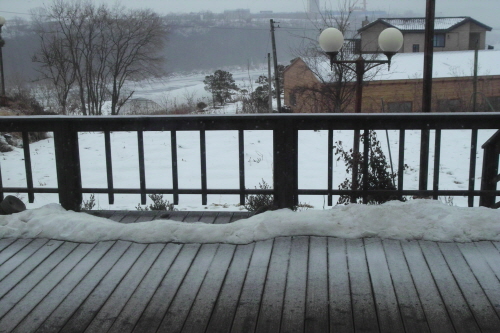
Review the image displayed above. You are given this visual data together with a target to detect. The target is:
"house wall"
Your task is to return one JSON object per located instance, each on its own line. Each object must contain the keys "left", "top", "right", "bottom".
{"left": 360, "top": 22, "right": 386, "bottom": 52}
{"left": 284, "top": 58, "right": 500, "bottom": 113}
{"left": 361, "top": 21, "right": 489, "bottom": 53}
{"left": 284, "top": 58, "right": 326, "bottom": 113}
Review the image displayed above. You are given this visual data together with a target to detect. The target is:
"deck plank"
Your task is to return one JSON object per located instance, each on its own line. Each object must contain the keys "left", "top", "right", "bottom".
{"left": 281, "top": 236, "right": 309, "bottom": 333}
{"left": 0, "top": 238, "right": 33, "bottom": 266}
{"left": 328, "top": 238, "right": 354, "bottom": 333}
{"left": 231, "top": 239, "right": 274, "bottom": 333}
{"left": 419, "top": 240, "right": 481, "bottom": 333}
{"left": 2, "top": 210, "right": 500, "bottom": 333}
{"left": 439, "top": 242, "right": 500, "bottom": 331}
{"left": 156, "top": 243, "right": 219, "bottom": 332}
{"left": 11, "top": 242, "right": 113, "bottom": 333}
{"left": 305, "top": 237, "right": 329, "bottom": 333}
{"left": 107, "top": 243, "right": 183, "bottom": 333}
{"left": 58, "top": 242, "right": 147, "bottom": 333}
{"left": 198, "top": 211, "right": 219, "bottom": 224}
{"left": 205, "top": 242, "right": 255, "bottom": 332}
{"left": 0, "top": 242, "right": 94, "bottom": 333}
{"left": 0, "top": 240, "right": 63, "bottom": 298}
{"left": 475, "top": 241, "right": 500, "bottom": 281}
{"left": 181, "top": 244, "right": 237, "bottom": 333}
{"left": 83, "top": 243, "right": 166, "bottom": 333}
{"left": 458, "top": 242, "right": 500, "bottom": 318}
{"left": 255, "top": 237, "right": 292, "bottom": 333}
{"left": 346, "top": 238, "right": 379, "bottom": 332}
{"left": 35, "top": 241, "right": 132, "bottom": 333}
{"left": 382, "top": 240, "right": 431, "bottom": 333}
{"left": 400, "top": 240, "right": 455, "bottom": 333}
{"left": 364, "top": 238, "right": 405, "bottom": 332}
{"left": 131, "top": 243, "right": 201, "bottom": 333}
{"left": 156, "top": 210, "right": 189, "bottom": 221}
{"left": 0, "top": 241, "right": 74, "bottom": 319}
{"left": 0, "top": 238, "right": 49, "bottom": 282}
{"left": 0, "top": 238, "right": 16, "bottom": 252}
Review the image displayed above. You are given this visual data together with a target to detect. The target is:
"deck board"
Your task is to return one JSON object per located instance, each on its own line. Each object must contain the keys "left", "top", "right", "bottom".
{"left": 255, "top": 237, "right": 291, "bottom": 333}
{"left": 2, "top": 211, "right": 500, "bottom": 332}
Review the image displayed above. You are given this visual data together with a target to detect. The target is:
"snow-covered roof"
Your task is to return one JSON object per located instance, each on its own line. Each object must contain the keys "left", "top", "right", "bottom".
{"left": 359, "top": 17, "right": 492, "bottom": 33}
{"left": 302, "top": 50, "right": 500, "bottom": 82}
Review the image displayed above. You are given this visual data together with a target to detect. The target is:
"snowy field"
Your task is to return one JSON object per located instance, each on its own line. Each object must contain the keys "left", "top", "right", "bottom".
{"left": 1, "top": 58, "right": 500, "bottom": 244}
{"left": 0, "top": 127, "right": 496, "bottom": 211}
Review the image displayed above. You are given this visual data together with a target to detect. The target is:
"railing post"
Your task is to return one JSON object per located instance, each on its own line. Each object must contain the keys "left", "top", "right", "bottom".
{"left": 480, "top": 139, "right": 499, "bottom": 207}
{"left": 273, "top": 118, "right": 298, "bottom": 209}
{"left": 53, "top": 121, "right": 82, "bottom": 211}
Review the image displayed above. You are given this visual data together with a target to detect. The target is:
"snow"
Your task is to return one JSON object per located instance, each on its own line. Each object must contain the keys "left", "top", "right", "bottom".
{"left": 310, "top": 50, "right": 500, "bottom": 82}
{"left": 1, "top": 200, "right": 499, "bottom": 244}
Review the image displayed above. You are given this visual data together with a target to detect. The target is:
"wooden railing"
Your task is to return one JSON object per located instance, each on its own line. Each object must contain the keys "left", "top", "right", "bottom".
{"left": 480, "top": 129, "right": 500, "bottom": 208}
{"left": 0, "top": 113, "right": 499, "bottom": 211}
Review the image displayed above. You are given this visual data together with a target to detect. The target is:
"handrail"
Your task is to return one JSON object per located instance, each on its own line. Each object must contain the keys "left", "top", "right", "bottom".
{"left": 1, "top": 113, "right": 499, "bottom": 211}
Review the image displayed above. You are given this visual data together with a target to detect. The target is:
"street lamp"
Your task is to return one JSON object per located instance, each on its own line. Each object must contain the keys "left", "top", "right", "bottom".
{"left": 319, "top": 27, "right": 403, "bottom": 202}
{"left": 0, "top": 16, "right": 5, "bottom": 98}
{"left": 319, "top": 27, "right": 403, "bottom": 114}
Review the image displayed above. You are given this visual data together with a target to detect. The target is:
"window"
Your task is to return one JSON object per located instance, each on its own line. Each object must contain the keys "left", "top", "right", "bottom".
{"left": 412, "top": 44, "right": 420, "bottom": 52}
{"left": 387, "top": 102, "right": 412, "bottom": 113}
{"left": 433, "top": 34, "right": 445, "bottom": 47}
{"left": 289, "top": 93, "right": 297, "bottom": 106}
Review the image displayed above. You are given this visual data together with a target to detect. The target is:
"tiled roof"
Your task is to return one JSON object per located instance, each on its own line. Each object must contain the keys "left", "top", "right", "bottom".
{"left": 380, "top": 17, "right": 466, "bottom": 31}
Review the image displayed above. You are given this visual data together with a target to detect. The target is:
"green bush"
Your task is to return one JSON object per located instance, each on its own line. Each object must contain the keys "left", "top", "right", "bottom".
{"left": 136, "top": 194, "right": 176, "bottom": 211}
{"left": 334, "top": 130, "right": 405, "bottom": 205}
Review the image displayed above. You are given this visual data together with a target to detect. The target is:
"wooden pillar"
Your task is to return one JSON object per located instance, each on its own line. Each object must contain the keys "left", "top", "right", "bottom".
{"left": 53, "top": 121, "right": 82, "bottom": 211}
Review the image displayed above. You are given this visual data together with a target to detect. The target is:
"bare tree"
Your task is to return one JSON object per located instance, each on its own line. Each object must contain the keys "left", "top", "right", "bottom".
{"left": 288, "top": 0, "right": 382, "bottom": 113}
{"left": 32, "top": 0, "right": 168, "bottom": 115}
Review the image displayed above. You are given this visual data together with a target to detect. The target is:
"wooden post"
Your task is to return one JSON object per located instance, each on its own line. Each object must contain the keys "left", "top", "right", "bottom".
{"left": 273, "top": 118, "right": 297, "bottom": 209}
{"left": 53, "top": 122, "right": 82, "bottom": 211}
{"left": 479, "top": 139, "right": 500, "bottom": 207}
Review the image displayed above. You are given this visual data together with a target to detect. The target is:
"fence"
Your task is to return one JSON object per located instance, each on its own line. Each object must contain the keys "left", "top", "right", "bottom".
{"left": 0, "top": 113, "right": 499, "bottom": 211}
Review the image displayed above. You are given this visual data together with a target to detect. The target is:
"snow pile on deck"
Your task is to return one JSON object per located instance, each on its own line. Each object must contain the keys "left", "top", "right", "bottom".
{"left": 0, "top": 200, "right": 499, "bottom": 244}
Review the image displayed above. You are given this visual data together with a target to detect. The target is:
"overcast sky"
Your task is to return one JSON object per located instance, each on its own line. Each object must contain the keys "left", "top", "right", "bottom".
{"left": 0, "top": 0, "right": 498, "bottom": 28}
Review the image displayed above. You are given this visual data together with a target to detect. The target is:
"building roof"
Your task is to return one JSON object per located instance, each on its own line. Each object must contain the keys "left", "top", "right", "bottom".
{"left": 358, "top": 17, "right": 492, "bottom": 33}
{"left": 299, "top": 50, "right": 500, "bottom": 83}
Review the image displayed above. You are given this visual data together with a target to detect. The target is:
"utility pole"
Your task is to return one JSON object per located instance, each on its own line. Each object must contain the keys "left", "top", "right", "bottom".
{"left": 270, "top": 19, "right": 282, "bottom": 112}
{"left": 419, "top": 0, "right": 435, "bottom": 192}
{"left": 268, "top": 53, "right": 273, "bottom": 113}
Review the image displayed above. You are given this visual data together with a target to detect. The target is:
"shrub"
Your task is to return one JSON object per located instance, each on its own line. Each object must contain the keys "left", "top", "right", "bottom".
{"left": 81, "top": 194, "right": 96, "bottom": 210}
{"left": 244, "top": 179, "right": 276, "bottom": 214}
{"left": 136, "top": 194, "right": 176, "bottom": 211}
{"left": 196, "top": 101, "right": 207, "bottom": 111}
{"left": 334, "top": 130, "right": 404, "bottom": 205}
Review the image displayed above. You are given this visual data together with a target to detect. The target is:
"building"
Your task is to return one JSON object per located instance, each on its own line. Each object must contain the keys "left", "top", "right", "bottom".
{"left": 284, "top": 50, "right": 500, "bottom": 113}
{"left": 358, "top": 17, "right": 492, "bottom": 53}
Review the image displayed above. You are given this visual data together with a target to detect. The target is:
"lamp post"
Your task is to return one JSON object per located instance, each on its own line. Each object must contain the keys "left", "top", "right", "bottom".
{"left": 0, "top": 16, "right": 5, "bottom": 98}
{"left": 319, "top": 27, "right": 403, "bottom": 203}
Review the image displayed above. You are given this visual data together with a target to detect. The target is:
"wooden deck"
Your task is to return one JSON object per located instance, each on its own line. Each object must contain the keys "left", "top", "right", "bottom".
{"left": 1, "top": 211, "right": 500, "bottom": 332}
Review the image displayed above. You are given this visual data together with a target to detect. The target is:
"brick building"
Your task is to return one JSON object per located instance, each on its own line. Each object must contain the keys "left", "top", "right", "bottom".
{"left": 284, "top": 50, "right": 500, "bottom": 113}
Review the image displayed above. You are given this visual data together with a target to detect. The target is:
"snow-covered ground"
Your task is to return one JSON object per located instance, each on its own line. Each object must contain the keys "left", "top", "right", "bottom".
{"left": 1, "top": 128, "right": 495, "bottom": 211}
{"left": 1, "top": 58, "right": 499, "bottom": 244}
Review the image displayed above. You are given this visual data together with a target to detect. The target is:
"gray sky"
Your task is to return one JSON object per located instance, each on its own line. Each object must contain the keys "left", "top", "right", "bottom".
{"left": 0, "top": 0, "right": 498, "bottom": 28}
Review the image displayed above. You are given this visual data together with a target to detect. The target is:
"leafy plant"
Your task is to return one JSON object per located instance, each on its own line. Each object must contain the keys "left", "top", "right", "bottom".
{"left": 244, "top": 179, "right": 276, "bottom": 214}
{"left": 136, "top": 194, "right": 176, "bottom": 211}
{"left": 244, "top": 179, "right": 314, "bottom": 214}
{"left": 334, "top": 130, "right": 405, "bottom": 205}
{"left": 81, "top": 194, "right": 96, "bottom": 210}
